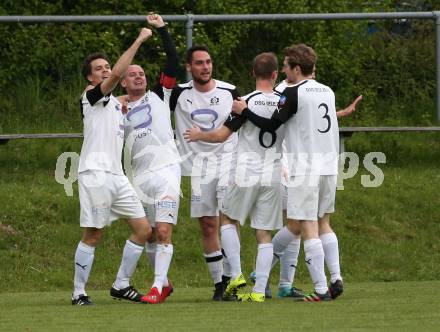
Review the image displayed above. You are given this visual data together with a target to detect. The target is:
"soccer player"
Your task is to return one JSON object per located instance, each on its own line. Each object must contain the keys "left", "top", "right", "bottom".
{"left": 169, "top": 46, "right": 240, "bottom": 300}
{"left": 268, "top": 48, "right": 362, "bottom": 299}
{"left": 184, "top": 52, "right": 284, "bottom": 302}
{"left": 72, "top": 25, "right": 153, "bottom": 305}
{"left": 233, "top": 43, "right": 340, "bottom": 301}
{"left": 120, "top": 14, "right": 179, "bottom": 304}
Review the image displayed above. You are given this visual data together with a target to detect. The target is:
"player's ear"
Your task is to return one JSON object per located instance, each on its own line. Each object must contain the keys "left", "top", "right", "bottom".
{"left": 185, "top": 63, "right": 191, "bottom": 73}
{"left": 121, "top": 78, "right": 127, "bottom": 88}
{"left": 272, "top": 70, "right": 278, "bottom": 81}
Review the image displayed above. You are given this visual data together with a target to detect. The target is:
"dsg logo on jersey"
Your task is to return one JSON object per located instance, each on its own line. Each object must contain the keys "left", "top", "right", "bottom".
{"left": 190, "top": 109, "right": 218, "bottom": 132}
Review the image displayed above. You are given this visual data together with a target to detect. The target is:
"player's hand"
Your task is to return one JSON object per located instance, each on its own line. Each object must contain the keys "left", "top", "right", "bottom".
{"left": 121, "top": 97, "right": 129, "bottom": 114}
{"left": 147, "top": 13, "right": 165, "bottom": 28}
{"left": 281, "top": 166, "right": 289, "bottom": 183}
{"left": 183, "top": 125, "right": 202, "bottom": 142}
{"left": 136, "top": 28, "right": 153, "bottom": 43}
{"left": 336, "top": 95, "right": 362, "bottom": 118}
{"left": 232, "top": 98, "right": 247, "bottom": 115}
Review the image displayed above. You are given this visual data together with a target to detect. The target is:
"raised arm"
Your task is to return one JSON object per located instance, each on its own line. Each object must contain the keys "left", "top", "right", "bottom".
{"left": 148, "top": 13, "right": 178, "bottom": 91}
{"left": 100, "top": 26, "right": 152, "bottom": 96}
{"left": 336, "top": 95, "right": 362, "bottom": 118}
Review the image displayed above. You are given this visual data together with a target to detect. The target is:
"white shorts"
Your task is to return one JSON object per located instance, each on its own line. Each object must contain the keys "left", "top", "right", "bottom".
{"left": 286, "top": 175, "right": 337, "bottom": 221}
{"left": 190, "top": 176, "right": 228, "bottom": 218}
{"left": 133, "top": 164, "right": 181, "bottom": 226}
{"left": 221, "top": 184, "right": 283, "bottom": 231}
{"left": 78, "top": 170, "right": 146, "bottom": 229}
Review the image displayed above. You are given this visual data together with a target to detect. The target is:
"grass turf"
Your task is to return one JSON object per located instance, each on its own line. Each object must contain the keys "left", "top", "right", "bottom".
{"left": 1, "top": 281, "right": 439, "bottom": 332}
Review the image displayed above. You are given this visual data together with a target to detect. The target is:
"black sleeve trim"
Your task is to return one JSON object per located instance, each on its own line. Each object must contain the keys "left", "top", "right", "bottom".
{"left": 242, "top": 108, "right": 283, "bottom": 132}
{"left": 224, "top": 112, "right": 246, "bottom": 132}
{"left": 245, "top": 91, "right": 262, "bottom": 103}
{"left": 157, "top": 26, "right": 178, "bottom": 78}
{"left": 169, "top": 86, "right": 191, "bottom": 112}
{"left": 152, "top": 83, "right": 164, "bottom": 100}
{"left": 272, "top": 81, "right": 307, "bottom": 123}
{"left": 85, "top": 83, "right": 105, "bottom": 106}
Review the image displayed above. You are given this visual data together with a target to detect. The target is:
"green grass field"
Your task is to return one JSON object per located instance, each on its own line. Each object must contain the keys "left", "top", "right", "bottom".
{"left": 1, "top": 281, "right": 440, "bottom": 332}
{"left": 1, "top": 111, "right": 440, "bottom": 331}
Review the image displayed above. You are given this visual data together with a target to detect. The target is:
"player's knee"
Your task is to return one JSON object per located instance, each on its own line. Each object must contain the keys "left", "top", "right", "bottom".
{"left": 82, "top": 228, "right": 102, "bottom": 246}
{"left": 318, "top": 216, "right": 332, "bottom": 234}
{"left": 134, "top": 223, "right": 152, "bottom": 244}
{"left": 200, "top": 221, "right": 217, "bottom": 238}
{"left": 155, "top": 226, "right": 171, "bottom": 243}
{"left": 286, "top": 220, "right": 301, "bottom": 235}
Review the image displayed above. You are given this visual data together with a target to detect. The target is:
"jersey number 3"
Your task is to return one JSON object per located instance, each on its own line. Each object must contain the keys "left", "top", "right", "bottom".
{"left": 317, "top": 103, "right": 331, "bottom": 133}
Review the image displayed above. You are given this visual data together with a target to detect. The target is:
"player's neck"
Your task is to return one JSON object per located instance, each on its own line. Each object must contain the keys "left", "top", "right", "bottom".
{"left": 255, "top": 79, "right": 274, "bottom": 93}
{"left": 193, "top": 79, "right": 215, "bottom": 93}
{"left": 296, "top": 74, "right": 313, "bottom": 82}
{"left": 127, "top": 90, "right": 145, "bottom": 102}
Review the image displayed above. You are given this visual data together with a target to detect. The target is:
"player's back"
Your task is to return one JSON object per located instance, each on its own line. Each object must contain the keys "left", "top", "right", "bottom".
{"left": 237, "top": 90, "right": 285, "bottom": 181}
{"left": 282, "top": 79, "right": 339, "bottom": 176}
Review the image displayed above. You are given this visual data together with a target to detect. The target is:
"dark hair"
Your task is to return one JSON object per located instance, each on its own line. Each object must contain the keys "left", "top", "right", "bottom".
{"left": 81, "top": 52, "right": 110, "bottom": 81}
{"left": 186, "top": 45, "right": 210, "bottom": 64}
{"left": 284, "top": 44, "right": 316, "bottom": 76}
{"left": 253, "top": 52, "right": 278, "bottom": 79}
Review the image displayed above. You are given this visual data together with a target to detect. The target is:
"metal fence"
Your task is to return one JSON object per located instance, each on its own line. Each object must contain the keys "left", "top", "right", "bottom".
{"left": 1, "top": 12, "right": 440, "bottom": 121}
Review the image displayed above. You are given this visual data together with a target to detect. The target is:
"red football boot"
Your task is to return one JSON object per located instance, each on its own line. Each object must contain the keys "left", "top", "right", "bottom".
{"left": 141, "top": 287, "right": 162, "bottom": 304}
{"left": 161, "top": 280, "right": 174, "bottom": 302}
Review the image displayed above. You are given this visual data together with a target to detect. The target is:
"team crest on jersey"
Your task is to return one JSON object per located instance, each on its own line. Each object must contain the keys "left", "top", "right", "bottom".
{"left": 210, "top": 96, "right": 219, "bottom": 106}
{"left": 279, "top": 95, "right": 287, "bottom": 106}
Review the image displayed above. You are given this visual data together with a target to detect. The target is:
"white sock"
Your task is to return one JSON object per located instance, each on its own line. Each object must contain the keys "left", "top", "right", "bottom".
{"left": 272, "top": 226, "right": 296, "bottom": 287}
{"left": 253, "top": 243, "right": 273, "bottom": 294}
{"left": 222, "top": 248, "right": 231, "bottom": 277}
{"left": 113, "top": 240, "right": 144, "bottom": 290}
{"left": 220, "top": 224, "right": 241, "bottom": 279}
{"left": 145, "top": 242, "right": 156, "bottom": 268}
{"left": 73, "top": 241, "right": 95, "bottom": 298}
{"left": 320, "top": 232, "right": 342, "bottom": 283}
{"left": 273, "top": 227, "right": 296, "bottom": 253}
{"left": 152, "top": 244, "right": 173, "bottom": 293}
{"left": 303, "top": 238, "right": 328, "bottom": 294}
{"left": 279, "top": 235, "right": 301, "bottom": 289}
{"left": 204, "top": 251, "right": 223, "bottom": 284}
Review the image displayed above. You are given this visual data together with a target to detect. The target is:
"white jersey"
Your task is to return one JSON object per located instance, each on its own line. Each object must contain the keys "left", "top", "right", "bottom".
{"left": 225, "top": 90, "right": 285, "bottom": 183}
{"left": 274, "top": 79, "right": 339, "bottom": 176}
{"left": 78, "top": 84, "right": 124, "bottom": 175}
{"left": 274, "top": 79, "right": 294, "bottom": 94}
{"left": 276, "top": 80, "right": 295, "bottom": 184}
{"left": 170, "top": 79, "right": 239, "bottom": 176}
{"left": 124, "top": 90, "right": 180, "bottom": 176}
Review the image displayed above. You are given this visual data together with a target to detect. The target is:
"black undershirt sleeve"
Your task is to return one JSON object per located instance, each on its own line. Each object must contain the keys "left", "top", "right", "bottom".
{"left": 157, "top": 26, "right": 178, "bottom": 80}
{"left": 223, "top": 112, "right": 246, "bottom": 132}
{"left": 152, "top": 26, "right": 179, "bottom": 100}
{"left": 241, "top": 85, "right": 299, "bottom": 131}
{"left": 241, "top": 108, "right": 283, "bottom": 132}
{"left": 85, "top": 83, "right": 105, "bottom": 106}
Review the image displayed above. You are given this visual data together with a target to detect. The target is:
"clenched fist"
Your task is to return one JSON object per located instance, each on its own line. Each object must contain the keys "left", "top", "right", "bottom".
{"left": 147, "top": 13, "right": 165, "bottom": 28}
{"left": 136, "top": 28, "right": 153, "bottom": 43}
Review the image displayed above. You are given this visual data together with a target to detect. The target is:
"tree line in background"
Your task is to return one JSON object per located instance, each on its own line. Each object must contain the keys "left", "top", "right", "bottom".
{"left": 0, "top": 0, "right": 438, "bottom": 129}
